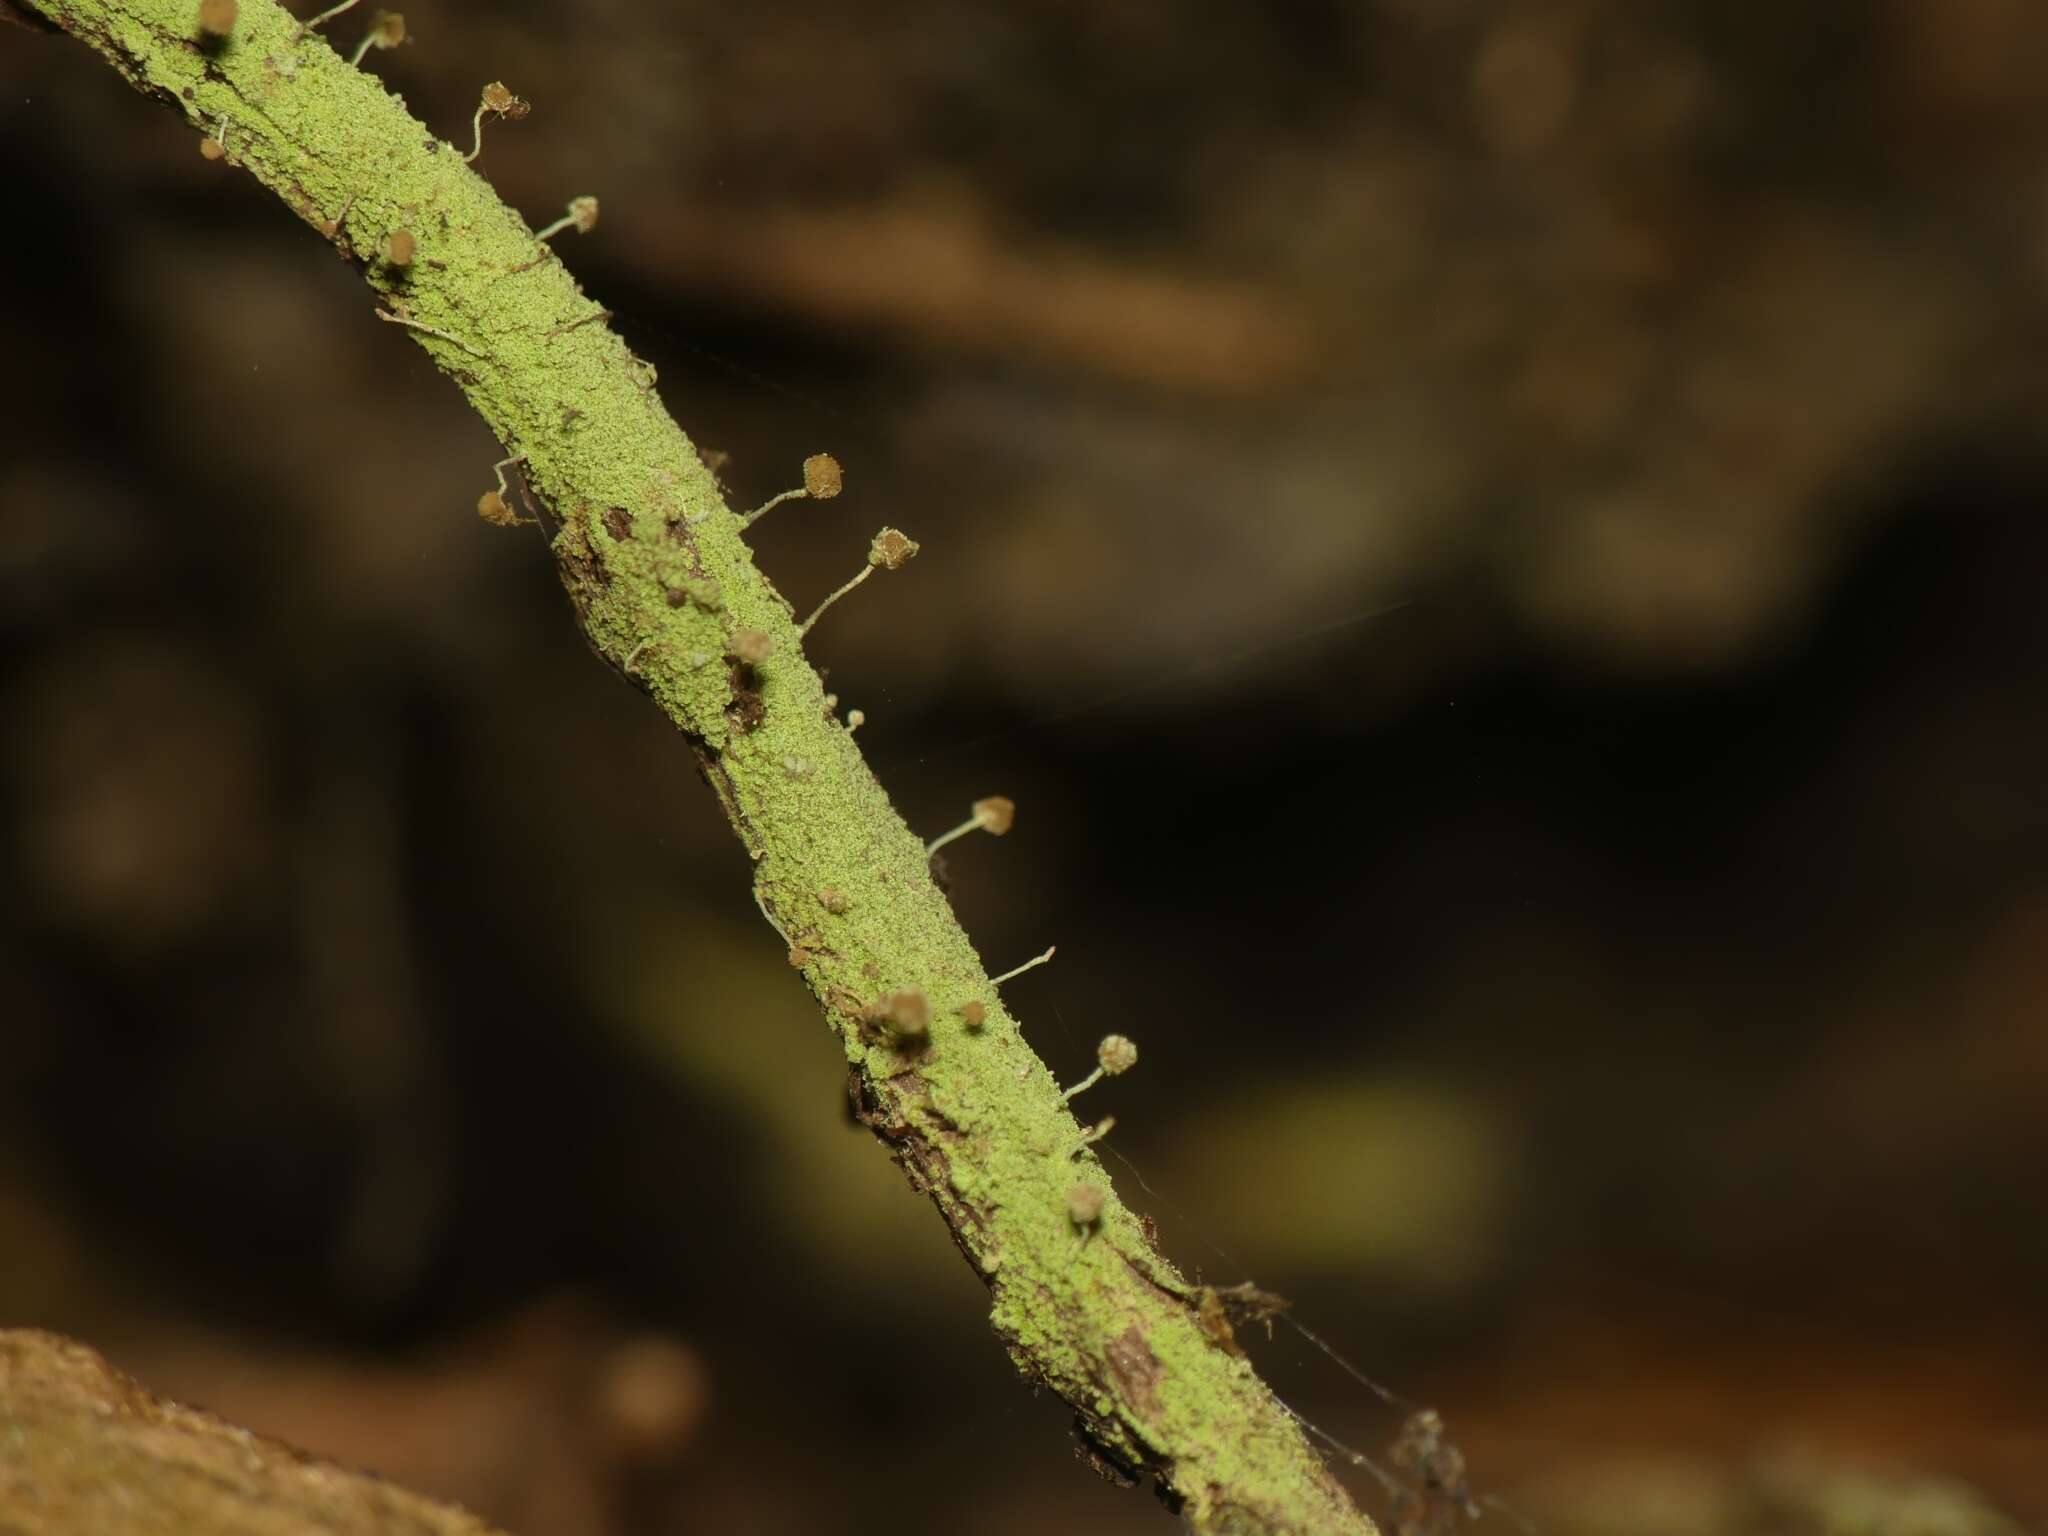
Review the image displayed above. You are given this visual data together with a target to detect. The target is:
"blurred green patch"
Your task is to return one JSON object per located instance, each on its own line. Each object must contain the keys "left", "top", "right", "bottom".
{"left": 1178, "top": 1075, "right": 1513, "bottom": 1293}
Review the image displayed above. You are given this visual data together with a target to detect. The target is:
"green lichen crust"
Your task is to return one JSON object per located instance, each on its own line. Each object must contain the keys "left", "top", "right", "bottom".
{"left": 29, "top": 3, "right": 1375, "bottom": 1530}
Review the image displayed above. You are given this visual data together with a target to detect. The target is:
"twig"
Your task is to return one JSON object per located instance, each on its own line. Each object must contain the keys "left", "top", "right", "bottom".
{"left": 25, "top": 6, "right": 1375, "bottom": 1528}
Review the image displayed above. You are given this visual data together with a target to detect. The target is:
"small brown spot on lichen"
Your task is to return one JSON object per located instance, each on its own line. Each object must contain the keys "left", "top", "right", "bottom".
{"left": 1104, "top": 1326, "right": 1165, "bottom": 1417}
{"left": 603, "top": 505, "right": 633, "bottom": 541}
{"left": 729, "top": 628, "right": 773, "bottom": 666}
{"left": 819, "top": 887, "right": 851, "bottom": 915}
{"left": 961, "top": 1000, "right": 987, "bottom": 1030}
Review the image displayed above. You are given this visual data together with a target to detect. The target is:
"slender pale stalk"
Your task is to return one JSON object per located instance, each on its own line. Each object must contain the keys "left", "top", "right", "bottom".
{"left": 989, "top": 946, "right": 1056, "bottom": 987}
{"left": 743, "top": 487, "right": 809, "bottom": 528}
{"left": 294, "top": 0, "right": 358, "bottom": 37}
{"left": 798, "top": 563, "right": 873, "bottom": 634}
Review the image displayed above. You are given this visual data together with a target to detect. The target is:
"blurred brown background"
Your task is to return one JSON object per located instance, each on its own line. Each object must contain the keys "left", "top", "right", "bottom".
{"left": 2, "top": 1, "right": 2045, "bottom": 1532}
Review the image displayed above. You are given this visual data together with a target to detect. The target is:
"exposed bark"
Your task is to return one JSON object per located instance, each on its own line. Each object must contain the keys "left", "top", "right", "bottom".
{"left": 20, "top": 3, "right": 1374, "bottom": 1529}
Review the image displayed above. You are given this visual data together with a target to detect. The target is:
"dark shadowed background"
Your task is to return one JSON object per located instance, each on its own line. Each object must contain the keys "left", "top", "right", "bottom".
{"left": 2, "top": 1, "right": 2044, "bottom": 1532}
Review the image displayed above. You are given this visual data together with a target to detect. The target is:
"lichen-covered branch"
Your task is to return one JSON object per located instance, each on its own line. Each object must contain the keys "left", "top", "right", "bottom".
{"left": 23, "top": 3, "right": 1374, "bottom": 1529}
{"left": 0, "top": 1330, "right": 513, "bottom": 1536}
